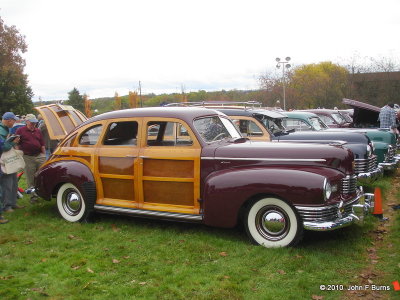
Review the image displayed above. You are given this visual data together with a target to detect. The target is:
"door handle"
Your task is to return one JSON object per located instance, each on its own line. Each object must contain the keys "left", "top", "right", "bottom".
{"left": 125, "top": 155, "right": 137, "bottom": 158}
{"left": 139, "top": 156, "right": 149, "bottom": 159}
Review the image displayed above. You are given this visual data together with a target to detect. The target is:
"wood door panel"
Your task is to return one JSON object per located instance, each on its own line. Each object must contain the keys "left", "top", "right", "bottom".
{"left": 143, "top": 159, "right": 193, "bottom": 178}
{"left": 102, "top": 177, "right": 135, "bottom": 201}
{"left": 99, "top": 157, "right": 135, "bottom": 175}
{"left": 143, "top": 181, "right": 194, "bottom": 206}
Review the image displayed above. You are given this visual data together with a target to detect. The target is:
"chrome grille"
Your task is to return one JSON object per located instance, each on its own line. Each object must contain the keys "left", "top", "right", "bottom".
{"left": 341, "top": 175, "right": 357, "bottom": 194}
{"left": 296, "top": 198, "right": 358, "bottom": 222}
{"left": 385, "top": 145, "right": 396, "bottom": 162}
{"left": 354, "top": 155, "right": 378, "bottom": 173}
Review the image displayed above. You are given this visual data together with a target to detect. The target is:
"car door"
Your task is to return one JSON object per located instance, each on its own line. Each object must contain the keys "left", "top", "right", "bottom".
{"left": 137, "top": 117, "right": 201, "bottom": 215}
{"left": 95, "top": 119, "right": 141, "bottom": 208}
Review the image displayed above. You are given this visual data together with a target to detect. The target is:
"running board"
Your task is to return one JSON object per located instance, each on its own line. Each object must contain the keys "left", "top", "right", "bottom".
{"left": 94, "top": 205, "right": 203, "bottom": 222}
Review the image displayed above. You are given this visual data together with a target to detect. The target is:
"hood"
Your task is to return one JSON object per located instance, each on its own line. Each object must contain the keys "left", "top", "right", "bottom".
{"left": 274, "top": 131, "right": 370, "bottom": 159}
{"left": 34, "top": 104, "right": 88, "bottom": 140}
{"left": 342, "top": 98, "right": 380, "bottom": 126}
{"left": 275, "top": 130, "right": 369, "bottom": 145}
{"left": 211, "top": 140, "right": 353, "bottom": 174}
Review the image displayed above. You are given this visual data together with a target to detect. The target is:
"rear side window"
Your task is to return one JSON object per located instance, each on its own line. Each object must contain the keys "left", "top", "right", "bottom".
{"left": 103, "top": 121, "right": 138, "bottom": 146}
{"left": 146, "top": 121, "right": 193, "bottom": 146}
{"left": 79, "top": 125, "right": 103, "bottom": 146}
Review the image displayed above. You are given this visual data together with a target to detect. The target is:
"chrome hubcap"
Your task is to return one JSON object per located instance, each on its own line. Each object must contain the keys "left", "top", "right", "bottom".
{"left": 255, "top": 205, "right": 290, "bottom": 241}
{"left": 62, "top": 189, "right": 82, "bottom": 216}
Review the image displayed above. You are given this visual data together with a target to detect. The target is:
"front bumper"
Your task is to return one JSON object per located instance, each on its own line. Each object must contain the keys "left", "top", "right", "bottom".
{"left": 295, "top": 189, "right": 374, "bottom": 231}
{"left": 357, "top": 165, "right": 384, "bottom": 184}
{"left": 379, "top": 158, "right": 400, "bottom": 171}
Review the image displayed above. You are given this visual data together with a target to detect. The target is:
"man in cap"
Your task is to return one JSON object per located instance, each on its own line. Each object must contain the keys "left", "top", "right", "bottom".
{"left": 0, "top": 112, "right": 23, "bottom": 220}
{"left": 16, "top": 113, "right": 46, "bottom": 203}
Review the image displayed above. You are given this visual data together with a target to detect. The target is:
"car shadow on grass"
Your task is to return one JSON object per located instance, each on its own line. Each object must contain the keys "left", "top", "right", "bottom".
{"left": 29, "top": 199, "right": 377, "bottom": 249}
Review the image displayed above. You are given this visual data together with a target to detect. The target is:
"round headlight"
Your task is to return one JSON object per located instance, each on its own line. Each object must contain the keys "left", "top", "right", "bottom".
{"left": 323, "top": 178, "right": 332, "bottom": 201}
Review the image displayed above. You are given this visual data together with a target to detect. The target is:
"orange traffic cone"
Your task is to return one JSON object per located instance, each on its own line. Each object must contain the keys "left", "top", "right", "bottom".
{"left": 372, "top": 187, "right": 383, "bottom": 219}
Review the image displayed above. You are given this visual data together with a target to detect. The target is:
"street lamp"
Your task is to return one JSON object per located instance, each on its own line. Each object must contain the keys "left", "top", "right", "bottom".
{"left": 276, "top": 57, "right": 291, "bottom": 111}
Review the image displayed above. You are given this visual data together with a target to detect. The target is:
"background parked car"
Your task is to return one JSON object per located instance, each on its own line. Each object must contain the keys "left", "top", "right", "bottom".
{"left": 213, "top": 107, "right": 382, "bottom": 183}
{"left": 283, "top": 110, "right": 399, "bottom": 171}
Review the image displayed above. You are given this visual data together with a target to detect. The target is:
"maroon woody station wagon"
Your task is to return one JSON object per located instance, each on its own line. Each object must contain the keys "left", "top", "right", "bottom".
{"left": 34, "top": 106, "right": 374, "bottom": 248}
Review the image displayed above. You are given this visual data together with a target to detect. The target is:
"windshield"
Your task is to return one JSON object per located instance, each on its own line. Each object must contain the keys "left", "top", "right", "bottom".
{"left": 309, "top": 117, "right": 328, "bottom": 130}
{"left": 193, "top": 116, "right": 241, "bottom": 143}
{"left": 340, "top": 112, "right": 353, "bottom": 122}
{"left": 331, "top": 113, "right": 346, "bottom": 124}
{"left": 254, "top": 114, "right": 286, "bottom": 136}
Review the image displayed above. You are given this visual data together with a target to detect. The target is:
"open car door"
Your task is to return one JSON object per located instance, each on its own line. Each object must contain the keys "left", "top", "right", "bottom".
{"left": 34, "top": 104, "right": 88, "bottom": 140}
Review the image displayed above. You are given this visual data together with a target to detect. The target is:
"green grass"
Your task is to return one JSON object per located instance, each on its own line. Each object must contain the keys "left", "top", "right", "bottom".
{"left": 1, "top": 175, "right": 399, "bottom": 300}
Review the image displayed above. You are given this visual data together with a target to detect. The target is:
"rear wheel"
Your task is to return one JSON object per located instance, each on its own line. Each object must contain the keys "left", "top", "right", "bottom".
{"left": 57, "top": 183, "right": 88, "bottom": 222}
{"left": 245, "top": 197, "right": 303, "bottom": 248}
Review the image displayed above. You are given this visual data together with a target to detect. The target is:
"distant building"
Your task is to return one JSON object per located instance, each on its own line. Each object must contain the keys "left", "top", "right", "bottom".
{"left": 349, "top": 71, "right": 400, "bottom": 106}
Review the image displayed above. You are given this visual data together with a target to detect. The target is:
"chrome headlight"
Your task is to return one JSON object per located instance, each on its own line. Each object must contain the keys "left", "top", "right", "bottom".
{"left": 323, "top": 178, "right": 333, "bottom": 201}
{"left": 370, "top": 141, "right": 375, "bottom": 152}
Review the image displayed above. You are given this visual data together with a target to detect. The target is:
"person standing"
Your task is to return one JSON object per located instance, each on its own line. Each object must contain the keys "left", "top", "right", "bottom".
{"left": 15, "top": 113, "right": 46, "bottom": 203}
{"left": 0, "top": 135, "right": 8, "bottom": 223}
{"left": 38, "top": 121, "right": 58, "bottom": 159}
{"left": 9, "top": 115, "right": 25, "bottom": 134}
{"left": 0, "top": 112, "right": 23, "bottom": 216}
{"left": 378, "top": 103, "right": 397, "bottom": 129}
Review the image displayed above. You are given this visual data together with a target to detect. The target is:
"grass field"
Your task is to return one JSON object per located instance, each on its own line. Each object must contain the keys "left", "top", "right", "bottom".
{"left": 0, "top": 174, "right": 399, "bottom": 300}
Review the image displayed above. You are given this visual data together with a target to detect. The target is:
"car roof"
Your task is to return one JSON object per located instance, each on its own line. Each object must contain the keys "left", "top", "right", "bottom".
{"left": 300, "top": 109, "right": 341, "bottom": 115}
{"left": 215, "top": 108, "right": 287, "bottom": 119}
{"left": 284, "top": 111, "right": 319, "bottom": 118}
{"left": 36, "top": 105, "right": 225, "bottom": 140}
{"left": 77, "top": 107, "right": 225, "bottom": 130}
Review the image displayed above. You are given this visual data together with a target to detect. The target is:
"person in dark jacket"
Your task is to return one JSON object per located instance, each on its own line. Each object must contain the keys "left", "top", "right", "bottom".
{"left": 0, "top": 112, "right": 24, "bottom": 215}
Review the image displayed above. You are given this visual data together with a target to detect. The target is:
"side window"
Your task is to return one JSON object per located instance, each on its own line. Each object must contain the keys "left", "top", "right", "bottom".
{"left": 283, "top": 119, "right": 312, "bottom": 131}
{"left": 233, "top": 119, "right": 263, "bottom": 137}
{"left": 79, "top": 125, "right": 103, "bottom": 146}
{"left": 103, "top": 121, "right": 138, "bottom": 146}
{"left": 146, "top": 121, "right": 193, "bottom": 146}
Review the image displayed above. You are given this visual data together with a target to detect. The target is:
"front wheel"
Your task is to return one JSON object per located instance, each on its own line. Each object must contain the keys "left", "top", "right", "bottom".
{"left": 244, "top": 197, "right": 303, "bottom": 248}
{"left": 57, "top": 183, "right": 88, "bottom": 222}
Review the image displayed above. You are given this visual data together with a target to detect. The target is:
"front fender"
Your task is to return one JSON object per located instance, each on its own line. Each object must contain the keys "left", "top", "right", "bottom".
{"left": 372, "top": 141, "right": 389, "bottom": 163}
{"left": 202, "top": 167, "right": 339, "bottom": 228}
{"left": 34, "top": 159, "right": 96, "bottom": 201}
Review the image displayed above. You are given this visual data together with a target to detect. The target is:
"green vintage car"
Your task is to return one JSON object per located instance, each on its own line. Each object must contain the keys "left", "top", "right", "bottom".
{"left": 283, "top": 111, "right": 400, "bottom": 171}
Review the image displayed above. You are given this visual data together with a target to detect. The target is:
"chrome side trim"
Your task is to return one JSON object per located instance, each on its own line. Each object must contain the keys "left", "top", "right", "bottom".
{"left": 94, "top": 205, "right": 203, "bottom": 222}
{"left": 202, "top": 157, "right": 326, "bottom": 162}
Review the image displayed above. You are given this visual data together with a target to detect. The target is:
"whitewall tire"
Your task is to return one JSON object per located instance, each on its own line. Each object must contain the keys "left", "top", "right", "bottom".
{"left": 57, "top": 183, "right": 87, "bottom": 222}
{"left": 245, "top": 197, "right": 303, "bottom": 248}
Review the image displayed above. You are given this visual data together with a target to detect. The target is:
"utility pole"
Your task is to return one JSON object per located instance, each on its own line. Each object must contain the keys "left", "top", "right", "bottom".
{"left": 138, "top": 81, "right": 142, "bottom": 107}
{"left": 275, "top": 57, "right": 291, "bottom": 111}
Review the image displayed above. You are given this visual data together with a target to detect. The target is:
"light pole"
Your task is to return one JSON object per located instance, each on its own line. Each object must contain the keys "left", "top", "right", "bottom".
{"left": 276, "top": 57, "right": 291, "bottom": 111}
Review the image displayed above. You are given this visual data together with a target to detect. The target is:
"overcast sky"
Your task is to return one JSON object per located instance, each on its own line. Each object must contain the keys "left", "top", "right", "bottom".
{"left": 1, "top": 0, "right": 400, "bottom": 101}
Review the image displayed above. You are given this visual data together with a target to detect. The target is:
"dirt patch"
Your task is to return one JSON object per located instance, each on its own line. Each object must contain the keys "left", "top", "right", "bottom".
{"left": 342, "top": 170, "right": 399, "bottom": 300}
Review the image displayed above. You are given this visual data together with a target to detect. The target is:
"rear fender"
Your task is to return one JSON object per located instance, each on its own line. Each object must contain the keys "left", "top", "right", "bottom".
{"left": 35, "top": 159, "right": 96, "bottom": 202}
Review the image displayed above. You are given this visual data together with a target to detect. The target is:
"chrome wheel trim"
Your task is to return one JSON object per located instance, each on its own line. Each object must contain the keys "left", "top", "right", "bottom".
{"left": 62, "top": 188, "right": 82, "bottom": 216}
{"left": 255, "top": 205, "right": 290, "bottom": 241}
